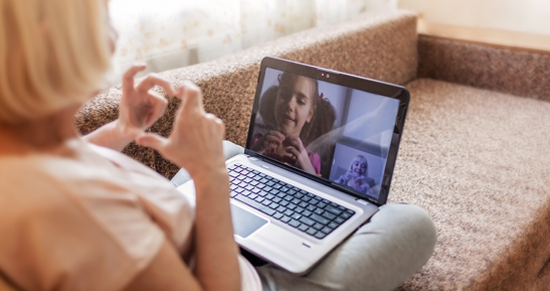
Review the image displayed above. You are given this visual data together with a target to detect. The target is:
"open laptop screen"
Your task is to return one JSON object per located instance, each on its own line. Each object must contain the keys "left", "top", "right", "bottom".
{"left": 246, "top": 58, "right": 408, "bottom": 205}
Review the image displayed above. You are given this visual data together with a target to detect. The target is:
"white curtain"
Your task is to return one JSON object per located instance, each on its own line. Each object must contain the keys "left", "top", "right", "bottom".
{"left": 108, "top": 0, "right": 397, "bottom": 75}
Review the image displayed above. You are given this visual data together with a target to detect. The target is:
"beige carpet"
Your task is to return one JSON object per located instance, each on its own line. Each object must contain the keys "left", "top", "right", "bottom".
{"left": 393, "top": 78, "right": 550, "bottom": 290}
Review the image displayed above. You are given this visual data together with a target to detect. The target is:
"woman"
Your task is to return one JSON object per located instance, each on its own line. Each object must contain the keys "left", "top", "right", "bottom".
{"left": 0, "top": 0, "right": 246, "bottom": 290}
{"left": 0, "top": 0, "right": 436, "bottom": 290}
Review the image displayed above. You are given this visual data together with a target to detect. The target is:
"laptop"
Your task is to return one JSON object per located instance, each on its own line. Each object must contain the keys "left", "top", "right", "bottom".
{"left": 177, "top": 57, "right": 410, "bottom": 275}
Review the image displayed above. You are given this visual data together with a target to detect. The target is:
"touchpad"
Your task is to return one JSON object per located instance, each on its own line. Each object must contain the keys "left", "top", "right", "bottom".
{"left": 231, "top": 204, "right": 268, "bottom": 238}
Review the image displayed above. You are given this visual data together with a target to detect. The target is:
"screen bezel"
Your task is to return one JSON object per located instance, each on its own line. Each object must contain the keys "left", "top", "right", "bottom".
{"left": 245, "top": 57, "right": 410, "bottom": 206}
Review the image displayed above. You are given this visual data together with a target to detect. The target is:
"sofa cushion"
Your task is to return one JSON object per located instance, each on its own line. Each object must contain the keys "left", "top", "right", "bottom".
{"left": 394, "top": 78, "right": 550, "bottom": 290}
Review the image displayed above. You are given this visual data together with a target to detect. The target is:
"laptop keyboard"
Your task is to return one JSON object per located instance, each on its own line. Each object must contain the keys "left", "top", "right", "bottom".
{"left": 228, "top": 163, "right": 355, "bottom": 240}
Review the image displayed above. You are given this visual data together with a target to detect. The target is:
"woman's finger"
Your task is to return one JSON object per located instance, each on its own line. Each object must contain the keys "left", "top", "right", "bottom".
{"left": 145, "top": 93, "right": 168, "bottom": 126}
{"left": 178, "top": 82, "right": 204, "bottom": 115}
{"left": 122, "top": 64, "right": 147, "bottom": 93}
{"left": 136, "top": 132, "right": 168, "bottom": 151}
{"left": 136, "top": 74, "right": 176, "bottom": 96}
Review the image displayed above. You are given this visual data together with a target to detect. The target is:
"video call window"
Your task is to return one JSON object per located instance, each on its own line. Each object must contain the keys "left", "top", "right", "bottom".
{"left": 248, "top": 68, "right": 400, "bottom": 199}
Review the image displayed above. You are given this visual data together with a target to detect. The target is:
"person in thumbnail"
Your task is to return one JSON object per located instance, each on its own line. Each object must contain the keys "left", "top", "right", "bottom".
{"left": 337, "top": 155, "right": 374, "bottom": 196}
{"left": 251, "top": 72, "right": 336, "bottom": 176}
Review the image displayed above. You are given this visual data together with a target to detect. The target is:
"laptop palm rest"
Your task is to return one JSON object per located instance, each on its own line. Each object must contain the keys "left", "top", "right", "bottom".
{"left": 231, "top": 204, "right": 268, "bottom": 238}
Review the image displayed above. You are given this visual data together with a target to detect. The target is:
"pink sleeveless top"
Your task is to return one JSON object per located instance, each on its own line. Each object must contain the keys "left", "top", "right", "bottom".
{"left": 0, "top": 140, "right": 261, "bottom": 291}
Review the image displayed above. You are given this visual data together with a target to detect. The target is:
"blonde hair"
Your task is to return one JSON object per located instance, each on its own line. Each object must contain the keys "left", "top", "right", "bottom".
{"left": 0, "top": 0, "right": 112, "bottom": 123}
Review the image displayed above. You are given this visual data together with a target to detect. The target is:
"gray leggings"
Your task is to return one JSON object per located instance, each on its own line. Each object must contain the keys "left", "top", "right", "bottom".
{"left": 172, "top": 141, "right": 437, "bottom": 291}
{"left": 256, "top": 203, "right": 436, "bottom": 291}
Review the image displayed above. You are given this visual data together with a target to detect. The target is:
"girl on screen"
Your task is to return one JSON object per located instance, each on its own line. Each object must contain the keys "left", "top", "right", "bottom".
{"left": 251, "top": 72, "right": 336, "bottom": 176}
{"left": 337, "top": 155, "right": 374, "bottom": 196}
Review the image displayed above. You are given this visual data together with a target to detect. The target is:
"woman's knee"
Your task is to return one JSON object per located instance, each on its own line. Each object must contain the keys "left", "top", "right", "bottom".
{"left": 370, "top": 203, "right": 437, "bottom": 263}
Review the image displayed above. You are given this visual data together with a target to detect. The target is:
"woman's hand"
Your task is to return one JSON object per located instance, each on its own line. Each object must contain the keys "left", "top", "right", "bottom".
{"left": 250, "top": 130, "right": 285, "bottom": 154}
{"left": 285, "top": 137, "right": 316, "bottom": 175}
{"left": 116, "top": 65, "right": 175, "bottom": 140}
{"left": 136, "top": 82, "right": 226, "bottom": 179}
{"left": 83, "top": 65, "right": 175, "bottom": 151}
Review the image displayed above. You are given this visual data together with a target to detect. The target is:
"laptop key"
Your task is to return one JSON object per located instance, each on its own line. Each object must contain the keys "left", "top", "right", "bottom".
{"left": 313, "top": 209, "right": 324, "bottom": 215}
{"left": 340, "top": 212, "right": 353, "bottom": 219}
{"left": 324, "top": 205, "right": 343, "bottom": 215}
{"left": 321, "top": 226, "right": 333, "bottom": 234}
{"left": 328, "top": 222, "right": 339, "bottom": 229}
{"left": 284, "top": 209, "right": 294, "bottom": 216}
{"left": 317, "top": 202, "right": 327, "bottom": 209}
{"left": 234, "top": 195, "right": 276, "bottom": 216}
{"left": 302, "top": 210, "right": 312, "bottom": 217}
{"left": 273, "top": 212, "right": 284, "bottom": 220}
{"left": 306, "top": 205, "right": 316, "bottom": 211}
{"left": 334, "top": 217, "right": 345, "bottom": 224}
{"left": 322, "top": 212, "right": 336, "bottom": 221}
{"left": 281, "top": 216, "right": 291, "bottom": 223}
{"left": 291, "top": 213, "right": 301, "bottom": 220}
{"left": 306, "top": 228, "right": 317, "bottom": 236}
{"left": 289, "top": 220, "right": 301, "bottom": 228}
{"left": 310, "top": 214, "right": 330, "bottom": 225}
{"left": 276, "top": 206, "right": 286, "bottom": 213}
{"left": 280, "top": 200, "right": 290, "bottom": 206}
{"left": 299, "top": 216, "right": 315, "bottom": 226}
{"left": 298, "top": 224, "right": 309, "bottom": 232}
{"left": 309, "top": 198, "right": 320, "bottom": 206}
{"left": 313, "top": 223, "right": 323, "bottom": 230}
{"left": 254, "top": 196, "right": 265, "bottom": 203}
{"left": 314, "top": 232, "right": 327, "bottom": 239}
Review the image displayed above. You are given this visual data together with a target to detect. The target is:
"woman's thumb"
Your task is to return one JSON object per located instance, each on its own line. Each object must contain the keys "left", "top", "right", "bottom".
{"left": 136, "top": 133, "right": 166, "bottom": 151}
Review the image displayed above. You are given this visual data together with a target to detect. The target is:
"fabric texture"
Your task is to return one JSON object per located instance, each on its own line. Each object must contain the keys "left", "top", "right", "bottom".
{"left": 258, "top": 203, "right": 436, "bottom": 291}
{"left": 0, "top": 140, "right": 261, "bottom": 291}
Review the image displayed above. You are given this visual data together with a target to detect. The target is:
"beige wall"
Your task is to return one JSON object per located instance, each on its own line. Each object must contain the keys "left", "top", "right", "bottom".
{"left": 399, "top": 0, "right": 550, "bottom": 36}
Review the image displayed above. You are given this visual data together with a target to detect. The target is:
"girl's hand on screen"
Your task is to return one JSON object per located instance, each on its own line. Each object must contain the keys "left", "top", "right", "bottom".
{"left": 285, "top": 137, "right": 316, "bottom": 175}
{"left": 251, "top": 130, "right": 285, "bottom": 154}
